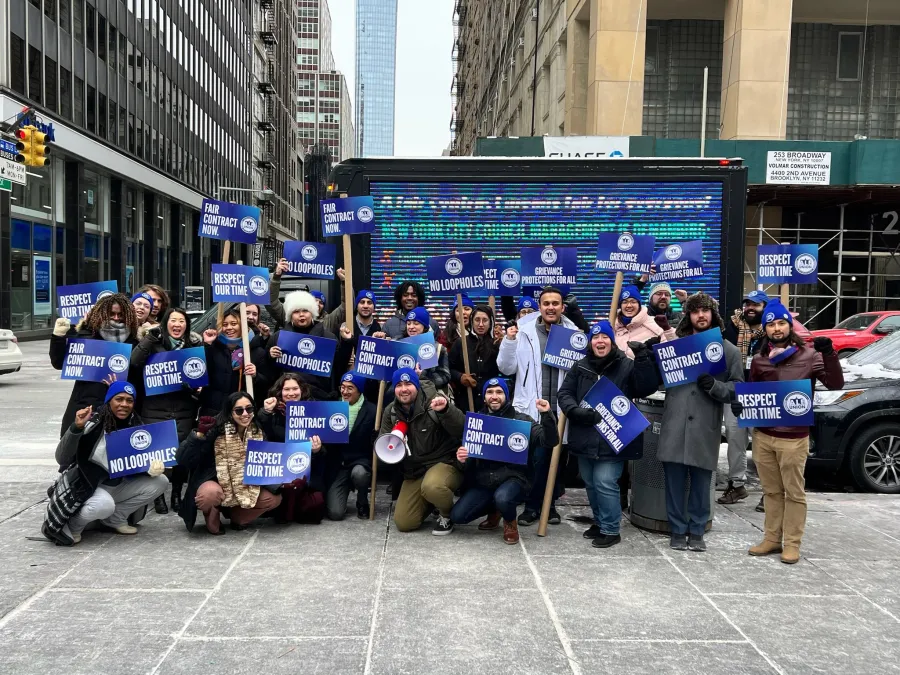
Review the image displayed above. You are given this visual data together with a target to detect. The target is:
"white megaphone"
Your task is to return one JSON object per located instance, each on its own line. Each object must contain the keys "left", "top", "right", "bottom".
{"left": 375, "top": 420, "right": 409, "bottom": 464}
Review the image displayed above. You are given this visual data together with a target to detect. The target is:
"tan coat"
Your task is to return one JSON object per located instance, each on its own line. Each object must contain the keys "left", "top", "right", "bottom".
{"left": 215, "top": 422, "right": 265, "bottom": 508}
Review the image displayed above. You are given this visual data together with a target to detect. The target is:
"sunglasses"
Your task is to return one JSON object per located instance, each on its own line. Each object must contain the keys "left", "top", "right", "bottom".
{"left": 233, "top": 406, "right": 255, "bottom": 416}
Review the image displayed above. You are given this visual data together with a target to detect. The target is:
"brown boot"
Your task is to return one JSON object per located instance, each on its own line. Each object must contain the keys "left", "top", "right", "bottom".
{"left": 781, "top": 546, "right": 800, "bottom": 564}
{"left": 748, "top": 540, "right": 782, "bottom": 556}
{"left": 503, "top": 519, "right": 519, "bottom": 544}
{"left": 478, "top": 511, "right": 502, "bottom": 531}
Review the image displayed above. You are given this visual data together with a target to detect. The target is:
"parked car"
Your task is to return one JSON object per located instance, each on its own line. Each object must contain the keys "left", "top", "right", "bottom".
{"left": 0, "top": 329, "right": 24, "bottom": 376}
{"left": 810, "top": 331, "right": 900, "bottom": 494}
{"left": 806, "top": 311, "right": 900, "bottom": 357}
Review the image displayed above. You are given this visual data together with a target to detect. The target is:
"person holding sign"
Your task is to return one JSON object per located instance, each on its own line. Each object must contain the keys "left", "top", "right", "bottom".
{"left": 747, "top": 301, "right": 843, "bottom": 564}
{"left": 451, "top": 378, "right": 558, "bottom": 545}
{"left": 199, "top": 308, "right": 263, "bottom": 417}
{"left": 449, "top": 305, "right": 501, "bottom": 413}
{"left": 381, "top": 368, "right": 465, "bottom": 534}
{"left": 384, "top": 280, "right": 442, "bottom": 339}
{"left": 497, "top": 287, "right": 579, "bottom": 526}
{"left": 177, "top": 392, "right": 281, "bottom": 534}
{"left": 439, "top": 294, "right": 474, "bottom": 352}
{"left": 334, "top": 290, "right": 385, "bottom": 387}
{"left": 558, "top": 321, "right": 660, "bottom": 548}
{"left": 45, "top": 382, "right": 168, "bottom": 545}
{"left": 613, "top": 286, "right": 676, "bottom": 359}
{"left": 257, "top": 373, "right": 327, "bottom": 524}
{"left": 49, "top": 293, "right": 141, "bottom": 438}
{"left": 130, "top": 308, "right": 203, "bottom": 514}
{"left": 402, "top": 308, "right": 451, "bottom": 392}
{"left": 657, "top": 293, "right": 743, "bottom": 552}
{"left": 631, "top": 280, "right": 684, "bottom": 326}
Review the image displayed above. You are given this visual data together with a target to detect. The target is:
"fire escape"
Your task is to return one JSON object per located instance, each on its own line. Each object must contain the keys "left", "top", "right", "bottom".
{"left": 450, "top": 0, "right": 465, "bottom": 154}
{"left": 256, "top": 0, "right": 278, "bottom": 231}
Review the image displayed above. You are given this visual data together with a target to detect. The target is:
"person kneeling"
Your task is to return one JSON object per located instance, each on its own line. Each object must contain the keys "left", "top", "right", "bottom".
{"left": 451, "top": 378, "right": 558, "bottom": 544}
{"left": 44, "top": 382, "right": 168, "bottom": 545}
{"left": 177, "top": 393, "right": 282, "bottom": 534}
{"left": 382, "top": 368, "right": 465, "bottom": 535}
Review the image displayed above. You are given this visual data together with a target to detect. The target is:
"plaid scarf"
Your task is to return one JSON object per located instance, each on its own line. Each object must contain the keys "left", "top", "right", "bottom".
{"left": 731, "top": 309, "right": 764, "bottom": 357}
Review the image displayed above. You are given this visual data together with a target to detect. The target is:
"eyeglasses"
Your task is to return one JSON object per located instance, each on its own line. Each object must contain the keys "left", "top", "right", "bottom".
{"left": 233, "top": 406, "right": 255, "bottom": 416}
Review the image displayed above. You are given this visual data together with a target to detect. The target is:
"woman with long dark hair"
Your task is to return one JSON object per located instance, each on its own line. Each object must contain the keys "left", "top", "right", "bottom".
{"left": 439, "top": 294, "right": 474, "bottom": 352}
{"left": 449, "top": 304, "right": 501, "bottom": 412}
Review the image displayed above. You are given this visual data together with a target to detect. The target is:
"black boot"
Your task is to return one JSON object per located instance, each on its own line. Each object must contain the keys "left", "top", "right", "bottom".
{"left": 153, "top": 494, "right": 169, "bottom": 514}
{"left": 170, "top": 484, "right": 183, "bottom": 513}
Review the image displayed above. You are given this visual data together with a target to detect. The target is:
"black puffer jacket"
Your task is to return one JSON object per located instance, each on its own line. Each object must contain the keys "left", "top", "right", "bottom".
{"left": 176, "top": 426, "right": 220, "bottom": 532}
{"left": 199, "top": 337, "right": 268, "bottom": 416}
{"left": 449, "top": 335, "right": 500, "bottom": 413}
{"left": 558, "top": 347, "right": 660, "bottom": 461}
{"left": 266, "top": 321, "right": 338, "bottom": 398}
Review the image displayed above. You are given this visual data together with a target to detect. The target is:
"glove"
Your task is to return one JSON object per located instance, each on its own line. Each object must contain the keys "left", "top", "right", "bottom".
{"left": 644, "top": 336, "right": 661, "bottom": 348}
{"left": 653, "top": 315, "right": 670, "bottom": 331}
{"left": 730, "top": 400, "right": 744, "bottom": 417}
{"left": 197, "top": 416, "right": 216, "bottom": 436}
{"left": 627, "top": 341, "right": 649, "bottom": 356}
{"left": 287, "top": 477, "right": 308, "bottom": 490}
{"left": 53, "top": 318, "right": 71, "bottom": 336}
{"left": 697, "top": 373, "right": 715, "bottom": 392}
{"left": 145, "top": 325, "right": 162, "bottom": 342}
{"left": 813, "top": 337, "right": 834, "bottom": 354}
{"left": 147, "top": 460, "right": 165, "bottom": 477}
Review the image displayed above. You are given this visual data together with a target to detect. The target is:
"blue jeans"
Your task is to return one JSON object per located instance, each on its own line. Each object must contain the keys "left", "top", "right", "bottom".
{"left": 662, "top": 462, "right": 712, "bottom": 536}
{"left": 577, "top": 457, "right": 625, "bottom": 535}
{"left": 524, "top": 446, "right": 563, "bottom": 513}
{"left": 450, "top": 480, "right": 525, "bottom": 523}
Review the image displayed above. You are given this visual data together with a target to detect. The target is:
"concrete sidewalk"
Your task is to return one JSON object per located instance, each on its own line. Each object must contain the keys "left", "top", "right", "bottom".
{"left": 0, "top": 483, "right": 898, "bottom": 675}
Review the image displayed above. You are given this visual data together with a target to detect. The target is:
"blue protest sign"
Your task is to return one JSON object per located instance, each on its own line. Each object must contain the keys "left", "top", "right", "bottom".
{"left": 57, "top": 281, "right": 118, "bottom": 323}
{"left": 282, "top": 241, "right": 337, "bottom": 279}
{"left": 735, "top": 380, "right": 814, "bottom": 428}
{"left": 321, "top": 196, "right": 376, "bottom": 237}
{"left": 143, "top": 347, "right": 209, "bottom": 395}
{"left": 199, "top": 198, "right": 260, "bottom": 244}
{"left": 243, "top": 440, "right": 312, "bottom": 486}
{"left": 60, "top": 339, "right": 132, "bottom": 383}
{"left": 757, "top": 244, "right": 819, "bottom": 284}
{"left": 463, "top": 413, "right": 531, "bottom": 466}
{"left": 106, "top": 420, "right": 179, "bottom": 479}
{"left": 652, "top": 330, "right": 727, "bottom": 388}
{"left": 425, "top": 252, "right": 486, "bottom": 295}
{"left": 541, "top": 324, "right": 588, "bottom": 371}
{"left": 580, "top": 377, "right": 650, "bottom": 453}
{"left": 286, "top": 401, "right": 351, "bottom": 443}
{"left": 276, "top": 332, "right": 337, "bottom": 377}
{"left": 354, "top": 336, "right": 420, "bottom": 381}
{"left": 595, "top": 232, "right": 656, "bottom": 274}
{"left": 400, "top": 333, "right": 439, "bottom": 369}
{"left": 650, "top": 240, "right": 704, "bottom": 282}
{"left": 211, "top": 264, "right": 270, "bottom": 303}
{"left": 485, "top": 259, "right": 522, "bottom": 297}
{"left": 520, "top": 246, "right": 578, "bottom": 294}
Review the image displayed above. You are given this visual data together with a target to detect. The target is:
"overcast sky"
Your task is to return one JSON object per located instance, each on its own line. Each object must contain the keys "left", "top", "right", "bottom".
{"left": 329, "top": 0, "right": 454, "bottom": 156}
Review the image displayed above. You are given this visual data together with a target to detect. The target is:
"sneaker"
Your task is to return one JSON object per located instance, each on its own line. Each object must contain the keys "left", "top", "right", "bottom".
{"left": 503, "top": 519, "right": 520, "bottom": 544}
{"left": 518, "top": 510, "right": 539, "bottom": 526}
{"left": 591, "top": 534, "right": 621, "bottom": 549}
{"left": 478, "top": 511, "right": 502, "bottom": 531}
{"left": 113, "top": 524, "right": 138, "bottom": 535}
{"left": 583, "top": 524, "right": 603, "bottom": 539}
{"left": 688, "top": 534, "right": 707, "bottom": 552}
{"left": 548, "top": 509, "right": 561, "bottom": 525}
{"left": 717, "top": 482, "right": 749, "bottom": 505}
{"left": 755, "top": 496, "right": 765, "bottom": 513}
{"left": 669, "top": 534, "right": 688, "bottom": 551}
{"left": 71, "top": 533, "right": 82, "bottom": 544}
{"left": 357, "top": 504, "right": 369, "bottom": 520}
{"left": 432, "top": 515, "right": 454, "bottom": 536}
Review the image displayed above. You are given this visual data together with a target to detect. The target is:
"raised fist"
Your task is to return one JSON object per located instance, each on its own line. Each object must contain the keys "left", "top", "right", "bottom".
{"left": 202, "top": 329, "right": 218, "bottom": 345}
{"left": 506, "top": 325, "right": 518, "bottom": 340}
{"left": 74, "top": 406, "right": 93, "bottom": 429}
{"left": 53, "top": 317, "right": 71, "bottom": 336}
{"left": 430, "top": 396, "right": 448, "bottom": 412}
{"left": 263, "top": 397, "right": 278, "bottom": 413}
{"left": 536, "top": 398, "right": 551, "bottom": 413}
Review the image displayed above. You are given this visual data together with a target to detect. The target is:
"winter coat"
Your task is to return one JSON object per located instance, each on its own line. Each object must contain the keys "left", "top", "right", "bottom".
{"left": 130, "top": 330, "right": 203, "bottom": 442}
{"left": 614, "top": 306, "right": 676, "bottom": 358}
{"left": 558, "top": 349, "right": 660, "bottom": 461}
{"left": 449, "top": 334, "right": 500, "bottom": 413}
{"left": 384, "top": 311, "right": 441, "bottom": 340}
{"left": 333, "top": 317, "right": 384, "bottom": 405}
{"left": 380, "top": 379, "right": 466, "bottom": 480}
{"left": 214, "top": 421, "right": 265, "bottom": 508}
{"left": 49, "top": 321, "right": 141, "bottom": 438}
{"left": 749, "top": 343, "right": 844, "bottom": 438}
{"left": 176, "top": 426, "right": 220, "bottom": 532}
{"left": 656, "top": 331, "right": 744, "bottom": 470}
{"left": 324, "top": 399, "right": 377, "bottom": 485}
{"left": 198, "top": 337, "right": 268, "bottom": 416}
{"left": 265, "top": 321, "right": 338, "bottom": 398}
{"left": 256, "top": 405, "right": 328, "bottom": 492}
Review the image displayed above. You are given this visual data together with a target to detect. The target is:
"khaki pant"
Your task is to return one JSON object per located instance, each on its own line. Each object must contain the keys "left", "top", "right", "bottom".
{"left": 752, "top": 431, "right": 809, "bottom": 548}
{"left": 393, "top": 462, "right": 463, "bottom": 532}
{"left": 196, "top": 480, "right": 282, "bottom": 532}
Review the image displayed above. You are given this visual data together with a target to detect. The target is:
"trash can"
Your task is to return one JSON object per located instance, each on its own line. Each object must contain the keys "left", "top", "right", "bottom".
{"left": 628, "top": 392, "right": 715, "bottom": 534}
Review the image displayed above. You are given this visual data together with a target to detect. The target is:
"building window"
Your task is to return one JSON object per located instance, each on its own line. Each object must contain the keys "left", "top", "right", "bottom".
{"left": 98, "top": 15, "right": 107, "bottom": 61}
{"left": 73, "top": 0, "right": 83, "bottom": 42}
{"left": 44, "top": 0, "right": 56, "bottom": 21}
{"left": 10, "top": 34, "right": 26, "bottom": 95}
{"left": 60, "top": 0, "right": 70, "bottom": 32}
{"left": 44, "top": 57, "right": 58, "bottom": 112}
{"left": 98, "top": 92, "right": 107, "bottom": 138}
{"left": 60, "top": 67, "right": 72, "bottom": 119}
{"left": 87, "top": 84, "right": 96, "bottom": 133}
{"left": 85, "top": 4, "right": 95, "bottom": 52}
{"left": 119, "top": 106, "right": 127, "bottom": 148}
{"left": 645, "top": 27, "right": 659, "bottom": 74}
{"left": 74, "top": 76, "right": 84, "bottom": 126}
{"left": 108, "top": 101, "right": 116, "bottom": 142}
{"left": 108, "top": 26, "right": 117, "bottom": 70}
{"left": 837, "top": 32, "right": 862, "bottom": 81}
{"left": 28, "top": 46, "right": 42, "bottom": 105}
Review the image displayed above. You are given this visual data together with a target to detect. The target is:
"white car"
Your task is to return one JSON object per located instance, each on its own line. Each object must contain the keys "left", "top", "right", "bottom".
{"left": 0, "top": 329, "right": 23, "bottom": 375}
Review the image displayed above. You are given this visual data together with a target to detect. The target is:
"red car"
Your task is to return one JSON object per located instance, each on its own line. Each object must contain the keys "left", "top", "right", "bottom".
{"left": 807, "top": 311, "right": 900, "bottom": 356}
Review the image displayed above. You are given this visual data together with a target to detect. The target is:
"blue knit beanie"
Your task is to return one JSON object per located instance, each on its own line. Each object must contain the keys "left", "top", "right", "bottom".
{"left": 589, "top": 321, "right": 616, "bottom": 342}
{"left": 482, "top": 377, "right": 509, "bottom": 400}
{"left": 391, "top": 367, "right": 420, "bottom": 391}
{"left": 131, "top": 292, "right": 154, "bottom": 308}
{"left": 517, "top": 297, "right": 537, "bottom": 313}
{"left": 311, "top": 290, "right": 326, "bottom": 305}
{"left": 355, "top": 290, "right": 376, "bottom": 307}
{"left": 105, "top": 381, "right": 136, "bottom": 403}
{"left": 762, "top": 300, "right": 792, "bottom": 327}
{"left": 620, "top": 285, "right": 642, "bottom": 306}
{"left": 453, "top": 294, "right": 475, "bottom": 310}
{"left": 405, "top": 307, "right": 431, "bottom": 329}
{"left": 341, "top": 371, "right": 366, "bottom": 393}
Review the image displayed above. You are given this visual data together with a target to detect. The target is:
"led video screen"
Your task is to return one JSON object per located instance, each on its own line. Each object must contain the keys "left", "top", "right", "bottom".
{"left": 369, "top": 181, "right": 724, "bottom": 326}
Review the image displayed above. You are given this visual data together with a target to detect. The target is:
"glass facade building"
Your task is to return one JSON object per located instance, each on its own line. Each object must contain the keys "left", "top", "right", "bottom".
{"left": 355, "top": 0, "right": 396, "bottom": 157}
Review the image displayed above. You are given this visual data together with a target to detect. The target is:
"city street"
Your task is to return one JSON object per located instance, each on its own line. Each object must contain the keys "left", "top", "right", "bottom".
{"left": 1, "top": 341, "right": 899, "bottom": 674}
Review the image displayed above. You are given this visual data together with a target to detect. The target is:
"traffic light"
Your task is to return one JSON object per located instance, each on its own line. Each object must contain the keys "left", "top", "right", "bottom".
{"left": 14, "top": 125, "right": 49, "bottom": 167}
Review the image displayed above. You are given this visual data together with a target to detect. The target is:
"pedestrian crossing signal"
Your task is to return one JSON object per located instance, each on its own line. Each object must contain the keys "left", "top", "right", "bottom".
{"left": 14, "top": 125, "right": 49, "bottom": 167}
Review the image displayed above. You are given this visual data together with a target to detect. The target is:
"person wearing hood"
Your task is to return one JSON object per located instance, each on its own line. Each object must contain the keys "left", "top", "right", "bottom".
{"left": 614, "top": 285, "right": 676, "bottom": 358}
{"left": 558, "top": 321, "right": 661, "bottom": 548}
{"left": 450, "top": 378, "right": 559, "bottom": 544}
{"left": 718, "top": 290, "right": 770, "bottom": 507}
{"left": 497, "top": 286, "right": 578, "bottom": 526}
{"left": 402, "top": 307, "right": 452, "bottom": 391}
{"left": 657, "top": 292, "right": 744, "bottom": 552}
{"left": 50, "top": 293, "right": 142, "bottom": 437}
{"left": 439, "top": 294, "right": 474, "bottom": 351}
{"left": 383, "top": 280, "right": 442, "bottom": 339}
{"left": 335, "top": 290, "right": 386, "bottom": 392}
{"left": 130, "top": 307, "right": 203, "bottom": 514}
{"left": 381, "top": 368, "right": 465, "bottom": 534}
{"left": 747, "top": 301, "right": 843, "bottom": 564}
{"left": 199, "top": 308, "right": 264, "bottom": 417}
{"left": 43, "top": 382, "right": 168, "bottom": 545}
{"left": 449, "top": 304, "right": 501, "bottom": 412}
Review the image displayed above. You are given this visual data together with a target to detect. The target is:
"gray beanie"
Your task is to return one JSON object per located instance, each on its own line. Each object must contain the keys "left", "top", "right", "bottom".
{"left": 648, "top": 281, "right": 673, "bottom": 298}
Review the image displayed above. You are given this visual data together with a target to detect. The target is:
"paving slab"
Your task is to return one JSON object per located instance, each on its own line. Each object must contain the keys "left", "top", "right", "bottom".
{"left": 569, "top": 640, "right": 777, "bottom": 675}
{"left": 808, "top": 558, "right": 900, "bottom": 614}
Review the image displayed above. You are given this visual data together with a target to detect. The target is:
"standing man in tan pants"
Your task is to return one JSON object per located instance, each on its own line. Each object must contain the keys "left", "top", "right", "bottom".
{"left": 746, "top": 301, "right": 844, "bottom": 564}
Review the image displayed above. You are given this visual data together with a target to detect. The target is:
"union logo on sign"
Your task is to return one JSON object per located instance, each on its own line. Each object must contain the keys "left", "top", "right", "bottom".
{"left": 507, "top": 432, "right": 529, "bottom": 452}
{"left": 249, "top": 276, "right": 269, "bottom": 295}
{"left": 301, "top": 245, "right": 318, "bottom": 261}
{"left": 617, "top": 234, "right": 635, "bottom": 251}
{"left": 130, "top": 430, "right": 152, "bottom": 450}
{"left": 287, "top": 452, "right": 310, "bottom": 474}
{"left": 445, "top": 257, "right": 463, "bottom": 276}
{"left": 183, "top": 357, "right": 207, "bottom": 379}
{"left": 665, "top": 244, "right": 683, "bottom": 260}
{"left": 397, "top": 355, "right": 416, "bottom": 370}
{"left": 97, "top": 290, "right": 114, "bottom": 300}
{"left": 570, "top": 332, "right": 588, "bottom": 351}
{"left": 108, "top": 354, "right": 129, "bottom": 373}
{"left": 298, "top": 338, "right": 316, "bottom": 355}
{"left": 329, "top": 413, "right": 349, "bottom": 432}
{"left": 610, "top": 396, "right": 631, "bottom": 416}
{"left": 418, "top": 343, "right": 436, "bottom": 360}
{"left": 784, "top": 391, "right": 812, "bottom": 416}
{"left": 240, "top": 216, "right": 258, "bottom": 234}
{"left": 540, "top": 248, "right": 558, "bottom": 265}
{"left": 794, "top": 253, "right": 817, "bottom": 275}
{"left": 357, "top": 206, "right": 374, "bottom": 223}
{"left": 705, "top": 342, "right": 724, "bottom": 363}
{"left": 501, "top": 268, "right": 521, "bottom": 287}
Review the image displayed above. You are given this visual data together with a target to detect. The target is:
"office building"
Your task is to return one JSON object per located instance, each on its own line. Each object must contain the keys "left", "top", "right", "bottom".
{"left": 355, "top": 0, "right": 397, "bottom": 156}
